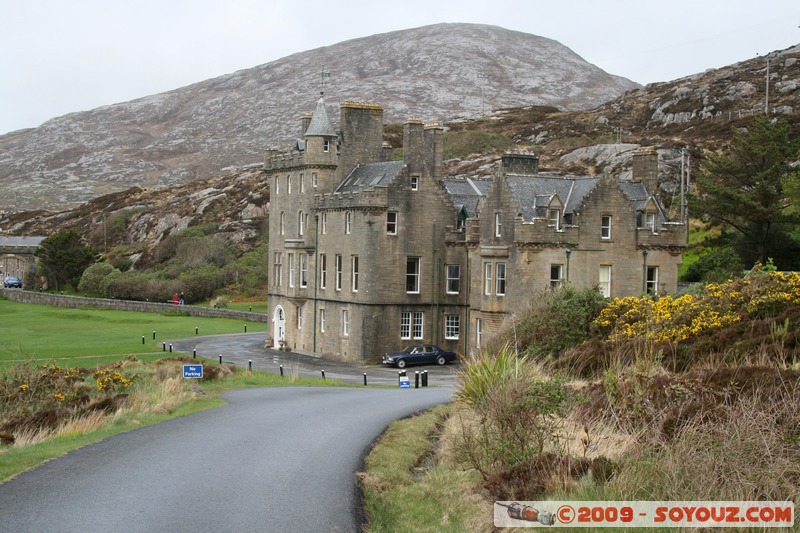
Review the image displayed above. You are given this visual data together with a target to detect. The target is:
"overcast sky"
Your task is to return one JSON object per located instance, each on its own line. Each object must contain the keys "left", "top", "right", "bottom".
{"left": 1, "top": 0, "right": 798, "bottom": 135}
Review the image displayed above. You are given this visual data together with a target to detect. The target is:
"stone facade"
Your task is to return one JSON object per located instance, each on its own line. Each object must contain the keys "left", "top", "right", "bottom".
{"left": 265, "top": 98, "right": 686, "bottom": 362}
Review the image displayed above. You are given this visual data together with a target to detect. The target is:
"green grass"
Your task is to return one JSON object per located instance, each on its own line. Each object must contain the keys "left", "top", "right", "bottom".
{"left": 0, "top": 299, "right": 266, "bottom": 367}
{"left": 360, "top": 403, "right": 485, "bottom": 532}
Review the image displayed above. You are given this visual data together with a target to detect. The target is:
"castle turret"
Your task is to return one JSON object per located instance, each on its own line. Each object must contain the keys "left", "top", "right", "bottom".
{"left": 304, "top": 97, "right": 338, "bottom": 167}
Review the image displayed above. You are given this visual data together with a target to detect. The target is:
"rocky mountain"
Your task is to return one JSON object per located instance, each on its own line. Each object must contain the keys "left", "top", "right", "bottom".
{"left": 0, "top": 23, "right": 637, "bottom": 213}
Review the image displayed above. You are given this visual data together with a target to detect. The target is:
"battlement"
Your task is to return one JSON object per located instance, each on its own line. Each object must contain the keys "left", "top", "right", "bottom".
{"left": 264, "top": 152, "right": 305, "bottom": 171}
{"left": 342, "top": 100, "right": 382, "bottom": 111}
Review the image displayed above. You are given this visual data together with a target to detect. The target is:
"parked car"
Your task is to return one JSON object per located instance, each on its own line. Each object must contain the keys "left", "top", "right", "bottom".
{"left": 382, "top": 344, "right": 457, "bottom": 368}
{"left": 3, "top": 276, "right": 22, "bottom": 288}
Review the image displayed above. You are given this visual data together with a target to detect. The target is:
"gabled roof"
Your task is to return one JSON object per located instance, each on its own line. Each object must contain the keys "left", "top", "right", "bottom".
{"left": 442, "top": 178, "right": 492, "bottom": 217}
{"left": 304, "top": 97, "right": 337, "bottom": 137}
{"left": 336, "top": 161, "right": 405, "bottom": 192}
{"left": 505, "top": 174, "right": 598, "bottom": 221}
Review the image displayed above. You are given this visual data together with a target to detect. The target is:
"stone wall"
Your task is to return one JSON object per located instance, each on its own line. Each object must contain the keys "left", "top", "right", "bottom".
{"left": 0, "top": 289, "right": 269, "bottom": 323}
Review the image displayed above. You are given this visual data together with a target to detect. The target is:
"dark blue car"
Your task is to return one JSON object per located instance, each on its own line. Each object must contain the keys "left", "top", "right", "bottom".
{"left": 382, "top": 344, "right": 457, "bottom": 368}
{"left": 3, "top": 276, "right": 22, "bottom": 288}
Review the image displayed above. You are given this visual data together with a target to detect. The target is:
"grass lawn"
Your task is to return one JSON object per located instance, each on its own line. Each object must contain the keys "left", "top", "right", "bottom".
{"left": 0, "top": 299, "right": 266, "bottom": 368}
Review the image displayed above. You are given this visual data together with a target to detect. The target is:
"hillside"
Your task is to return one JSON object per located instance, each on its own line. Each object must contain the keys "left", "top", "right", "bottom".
{"left": 1, "top": 41, "right": 799, "bottom": 263}
{"left": 0, "top": 23, "right": 636, "bottom": 213}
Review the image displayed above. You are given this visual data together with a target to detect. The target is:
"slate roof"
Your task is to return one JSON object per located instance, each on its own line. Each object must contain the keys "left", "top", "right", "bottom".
{"left": 442, "top": 178, "right": 493, "bottom": 217}
{"left": 506, "top": 174, "right": 598, "bottom": 221}
{"left": 335, "top": 161, "right": 405, "bottom": 193}
{"left": 0, "top": 236, "right": 45, "bottom": 247}
{"left": 304, "top": 98, "right": 337, "bottom": 137}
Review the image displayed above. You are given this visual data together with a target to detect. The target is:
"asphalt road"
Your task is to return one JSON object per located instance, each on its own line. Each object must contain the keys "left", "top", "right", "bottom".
{"left": 0, "top": 334, "right": 456, "bottom": 532}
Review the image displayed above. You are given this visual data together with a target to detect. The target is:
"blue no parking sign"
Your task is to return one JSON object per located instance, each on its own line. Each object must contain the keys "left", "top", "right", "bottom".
{"left": 183, "top": 365, "right": 203, "bottom": 379}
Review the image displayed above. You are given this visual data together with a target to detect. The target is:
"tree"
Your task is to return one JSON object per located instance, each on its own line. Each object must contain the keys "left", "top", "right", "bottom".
{"left": 691, "top": 118, "right": 800, "bottom": 269}
{"left": 35, "top": 230, "right": 97, "bottom": 290}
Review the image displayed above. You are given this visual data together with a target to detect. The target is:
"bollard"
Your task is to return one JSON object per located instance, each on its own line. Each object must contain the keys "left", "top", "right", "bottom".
{"left": 249, "top": 306, "right": 252, "bottom": 312}
{"left": 244, "top": 324, "right": 247, "bottom": 333}
{"left": 280, "top": 365, "right": 284, "bottom": 377}
{"left": 422, "top": 370, "right": 428, "bottom": 387}
{"left": 398, "top": 370, "right": 405, "bottom": 386}
{"left": 142, "top": 336, "right": 145, "bottom": 345}
{"left": 248, "top": 360, "right": 252, "bottom": 371}
{"left": 193, "top": 349, "right": 196, "bottom": 359}
{"left": 219, "top": 354, "right": 222, "bottom": 364}
{"left": 195, "top": 327, "right": 198, "bottom": 335}
{"left": 321, "top": 370, "right": 325, "bottom": 380}
{"left": 415, "top": 371, "right": 419, "bottom": 389}
{"left": 363, "top": 373, "right": 367, "bottom": 386}
{"left": 162, "top": 342, "right": 166, "bottom": 352}
{"left": 169, "top": 343, "right": 173, "bottom": 353}
{"left": 153, "top": 331, "right": 156, "bottom": 340}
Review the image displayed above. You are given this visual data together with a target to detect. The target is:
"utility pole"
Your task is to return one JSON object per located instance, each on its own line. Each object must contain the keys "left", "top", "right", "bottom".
{"left": 759, "top": 53, "right": 782, "bottom": 114}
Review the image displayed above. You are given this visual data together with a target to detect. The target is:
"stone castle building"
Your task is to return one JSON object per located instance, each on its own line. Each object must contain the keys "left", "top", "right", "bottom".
{"left": 265, "top": 97, "right": 686, "bottom": 361}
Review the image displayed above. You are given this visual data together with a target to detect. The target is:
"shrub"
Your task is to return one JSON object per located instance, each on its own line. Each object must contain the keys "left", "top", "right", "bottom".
{"left": 486, "top": 285, "right": 606, "bottom": 361}
{"left": 78, "top": 262, "right": 119, "bottom": 295}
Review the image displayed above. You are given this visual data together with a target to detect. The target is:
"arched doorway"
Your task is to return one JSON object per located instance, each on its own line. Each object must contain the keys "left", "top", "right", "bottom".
{"left": 272, "top": 305, "right": 286, "bottom": 349}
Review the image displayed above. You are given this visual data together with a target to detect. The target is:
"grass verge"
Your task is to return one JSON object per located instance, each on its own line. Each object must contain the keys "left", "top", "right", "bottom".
{"left": 359, "top": 403, "right": 489, "bottom": 532}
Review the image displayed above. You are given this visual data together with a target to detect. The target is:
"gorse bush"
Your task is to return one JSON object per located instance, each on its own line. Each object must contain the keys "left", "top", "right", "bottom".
{"left": 594, "top": 267, "right": 800, "bottom": 343}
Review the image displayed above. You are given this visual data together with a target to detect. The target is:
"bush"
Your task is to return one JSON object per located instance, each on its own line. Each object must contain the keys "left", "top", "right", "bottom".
{"left": 486, "top": 285, "right": 606, "bottom": 361}
{"left": 78, "top": 262, "right": 119, "bottom": 295}
{"left": 681, "top": 246, "right": 744, "bottom": 283}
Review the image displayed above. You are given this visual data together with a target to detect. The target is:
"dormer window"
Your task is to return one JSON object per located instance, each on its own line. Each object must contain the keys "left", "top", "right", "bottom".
{"left": 646, "top": 212, "right": 656, "bottom": 233}
{"left": 601, "top": 215, "right": 612, "bottom": 239}
{"left": 549, "top": 208, "right": 562, "bottom": 230}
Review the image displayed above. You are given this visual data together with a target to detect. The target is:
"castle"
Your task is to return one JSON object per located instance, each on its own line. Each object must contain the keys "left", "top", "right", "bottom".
{"left": 264, "top": 97, "right": 686, "bottom": 361}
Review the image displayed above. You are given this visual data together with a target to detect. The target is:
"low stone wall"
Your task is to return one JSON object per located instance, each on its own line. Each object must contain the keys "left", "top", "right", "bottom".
{"left": 0, "top": 289, "right": 269, "bottom": 323}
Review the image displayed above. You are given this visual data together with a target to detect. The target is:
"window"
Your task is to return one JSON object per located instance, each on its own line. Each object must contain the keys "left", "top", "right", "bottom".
{"left": 280, "top": 212, "right": 285, "bottom": 236}
{"left": 550, "top": 208, "right": 561, "bottom": 230}
{"left": 495, "top": 262, "right": 506, "bottom": 296}
{"left": 386, "top": 211, "right": 398, "bottom": 235}
{"left": 287, "top": 175, "right": 292, "bottom": 194}
{"left": 599, "top": 265, "right": 611, "bottom": 298}
{"left": 400, "top": 312, "right": 411, "bottom": 339}
{"left": 299, "top": 254, "right": 308, "bottom": 288}
{"left": 445, "top": 315, "right": 460, "bottom": 340}
{"left": 646, "top": 212, "right": 656, "bottom": 233}
{"left": 446, "top": 264, "right": 460, "bottom": 294}
{"left": 300, "top": 173, "right": 305, "bottom": 193}
{"left": 274, "top": 175, "right": 279, "bottom": 195}
{"left": 601, "top": 215, "right": 612, "bottom": 240}
{"left": 273, "top": 252, "right": 282, "bottom": 286}
{"left": 319, "top": 254, "right": 327, "bottom": 289}
{"left": 351, "top": 255, "right": 359, "bottom": 292}
{"left": 411, "top": 175, "right": 419, "bottom": 191}
{"left": 288, "top": 253, "right": 295, "bottom": 288}
{"left": 342, "top": 309, "right": 349, "bottom": 336}
{"left": 335, "top": 254, "right": 342, "bottom": 291}
{"left": 406, "top": 257, "right": 420, "bottom": 293}
{"left": 298, "top": 211, "right": 305, "bottom": 236}
{"left": 321, "top": 212, "right": 327, "bottom": 234}
{"left": 323, "top": 139, "right": 330, "bottom": 153}
{"left": 413, "top": 312, "right": 424, "bottom": 339}
{"left": 320, "top": 309, "right": 326, "bottom": 332}
{"left": 494, "top": 213, "right": 502, "bottom": 237}
{"left": 297, "top": 305, "right": 303, "bottom": 329}
{"left": 646, "top": 266, "right": 659, "bottom": 295}
{"left": 550, "top": 264, "right": 563, "bottom": 288}
{"left": 312, "top": 172, "right": 318, "bottom": 188}
{"left": 484, "top": 262, "right": 492, "bottom": 295}
{"left": 476, "top": 318, "right": 483, "bottom": 349}
{"left": 345, "top": 211, "right": 351, "bottom": 234}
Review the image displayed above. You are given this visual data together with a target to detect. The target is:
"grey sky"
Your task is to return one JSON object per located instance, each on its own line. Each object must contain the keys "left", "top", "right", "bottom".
{"left": 1, "top": 0, "right": 797, "bottom": 135}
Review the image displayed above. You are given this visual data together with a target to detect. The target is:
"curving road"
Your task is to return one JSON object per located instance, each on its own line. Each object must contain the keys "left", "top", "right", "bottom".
{"left": 0, "top": 335, "right": 456, "bottom": 532}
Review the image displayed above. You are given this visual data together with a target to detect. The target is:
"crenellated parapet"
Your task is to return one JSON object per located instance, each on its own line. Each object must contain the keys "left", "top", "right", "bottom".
{"left": 264, "top": 152, "right": 306, "bottom": 171}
